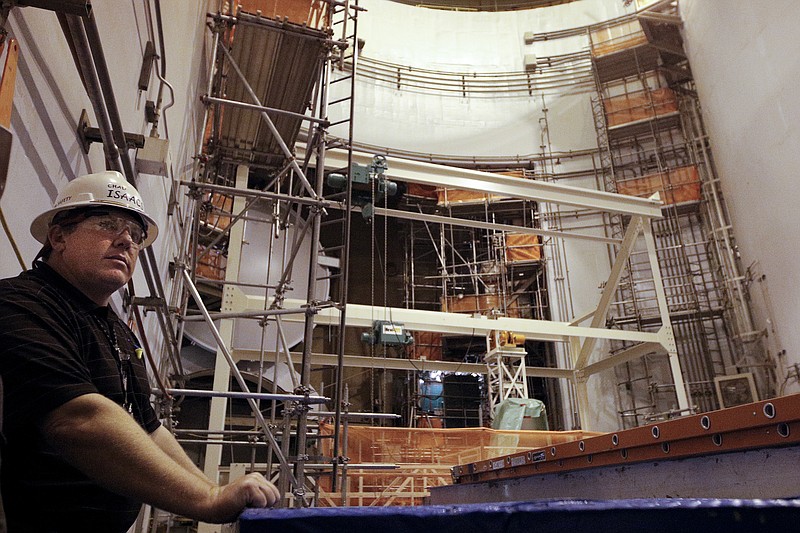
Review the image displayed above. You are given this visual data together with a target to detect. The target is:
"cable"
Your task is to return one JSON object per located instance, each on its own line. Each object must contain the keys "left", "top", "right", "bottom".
{"left": 0, "top": 206, "right": 26, "bottom": 271}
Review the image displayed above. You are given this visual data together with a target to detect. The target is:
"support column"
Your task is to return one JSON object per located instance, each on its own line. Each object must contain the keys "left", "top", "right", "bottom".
{"left": 202, "top": 165, "right": 250, "bottom": 482}
{"left": 570, "top": 337, "right": 591, "bottom": 430}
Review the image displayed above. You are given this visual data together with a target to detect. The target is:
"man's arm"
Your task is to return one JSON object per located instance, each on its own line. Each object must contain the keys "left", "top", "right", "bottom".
{"left": 41, "top": 393, "right": 279, "bottom": 523}
{"left": 150, "top": 424, "right": 210, "bottom": 484}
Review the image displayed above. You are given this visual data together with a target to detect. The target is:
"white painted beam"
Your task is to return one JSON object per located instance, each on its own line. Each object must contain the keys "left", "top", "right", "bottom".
{"left": 231, "top": 349, "right": 573, "bottom": 379}
{"left": 229, "top": 291, "right": 664, "bottom": 345}
{"left": 321, "top": 149, "right": 663, "bottom": 218}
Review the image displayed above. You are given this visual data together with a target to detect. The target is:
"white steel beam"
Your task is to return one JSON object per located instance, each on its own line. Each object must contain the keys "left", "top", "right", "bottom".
{"left": 230, "top": 350, "right": 573, "bottom": 379}
{"left": 575, "top": 216, "right": 644, "bottom": 369}
{"left": 204, "top": 165, "right": 249, "bottom": 484}
{"left": 229, "top": 291, "right": 664, "bottom": 345}
{"left": 642, "top": 219, "right": 690, "bottom": 412}
{"left": 321, "top": 148, "right": 663, "bottom": 218}
{"left": 580, "top": 339, "right": 665, "bottom": 377}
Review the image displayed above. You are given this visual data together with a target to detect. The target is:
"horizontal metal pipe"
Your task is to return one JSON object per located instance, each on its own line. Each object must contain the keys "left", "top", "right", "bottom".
{"left": 202, "top": 95, "right": 329, "bottom": 125}
{"left": 181, "top": 181, "right": 329, "bottom": 209}
{"left": 181, "top": 306, "right": 313, "bottom": 322}
{"left": 308, "top": 411, "right": 401, "bottom": 420}
{"left": 157, "top": 388, "right": 329, "bottom": 404}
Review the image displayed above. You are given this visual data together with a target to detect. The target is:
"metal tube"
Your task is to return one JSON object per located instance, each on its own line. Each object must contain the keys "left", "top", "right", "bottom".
{"left": 181, "top": 269, "right": 299, "bottom": 488}
{"left": 137, "top": 249, "right": 184, "bottom": 377}
{"left": 330, "top": 2, "right": 359, "bottom": 493}
{"left": 60, "top": 14, "right": 120, "bottom": 170}
{"left": 202, "top": 95, "right": 330, "bottom": 125}
{"left": 80, "top": 11, "right": 135, "bottom": 179}
{"left": 181, "top": 180, "right": 328, "bottom": 209}
{"left": 160, "top": 388, "right": 327, "bottom": 403}
{"left": 181, "top": 306, "right": 315, "bottom": 322}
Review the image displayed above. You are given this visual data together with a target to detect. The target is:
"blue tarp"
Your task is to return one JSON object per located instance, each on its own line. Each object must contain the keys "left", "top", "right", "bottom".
{"left": 239, "top": 498, "right": 800, "bottom": 533}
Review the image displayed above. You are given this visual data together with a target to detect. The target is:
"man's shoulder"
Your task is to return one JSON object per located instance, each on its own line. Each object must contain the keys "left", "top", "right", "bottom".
{"left": 0, "top": 269, "right": 46, "bottom": 292}
{"left": 0, "top": 268, "right": 66, "bottom": 306}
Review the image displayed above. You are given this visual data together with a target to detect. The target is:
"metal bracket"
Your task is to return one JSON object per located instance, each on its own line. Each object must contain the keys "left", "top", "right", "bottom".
{"left": 77, "top": 109, "right": 145, "bottom": 154}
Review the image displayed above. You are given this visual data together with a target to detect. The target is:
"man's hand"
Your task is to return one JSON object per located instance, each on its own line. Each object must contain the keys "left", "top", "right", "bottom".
{"left": 203, "top": 473, "right": 281, "bottom": 523}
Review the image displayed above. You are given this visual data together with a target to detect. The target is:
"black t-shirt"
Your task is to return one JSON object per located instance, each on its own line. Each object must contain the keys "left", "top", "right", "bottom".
{"left": 0, "top": 262, "right": 161, "bottom": 532}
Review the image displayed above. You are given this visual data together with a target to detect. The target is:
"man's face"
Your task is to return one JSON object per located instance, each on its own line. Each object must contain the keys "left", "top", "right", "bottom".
{"left": 50, "top": 210, "right": 144, "bottom": 300}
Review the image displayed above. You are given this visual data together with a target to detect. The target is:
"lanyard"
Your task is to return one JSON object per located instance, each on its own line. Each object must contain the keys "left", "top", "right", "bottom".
{"left": 96, "top": 316, "right": 134, "bottom": 415}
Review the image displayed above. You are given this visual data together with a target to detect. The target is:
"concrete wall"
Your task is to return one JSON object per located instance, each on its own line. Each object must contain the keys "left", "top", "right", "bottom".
{"left": 346, "top": 0, "right": 631, "bottom": 155}
{"left": 681, "top": 0, "right": 800, "bottom": 392}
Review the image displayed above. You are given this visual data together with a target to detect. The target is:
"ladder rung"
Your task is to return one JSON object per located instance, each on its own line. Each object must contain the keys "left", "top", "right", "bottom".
{"left": 329, "top": 95, "right": 352, "bottom": 106}
{"left": 330, "top": 75, "right": 353, "bottom": 84}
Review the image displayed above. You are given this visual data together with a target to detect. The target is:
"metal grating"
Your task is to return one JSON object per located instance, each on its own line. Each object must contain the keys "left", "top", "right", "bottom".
{"left": 218, "top": 17, "right": 327, "bottom": 167}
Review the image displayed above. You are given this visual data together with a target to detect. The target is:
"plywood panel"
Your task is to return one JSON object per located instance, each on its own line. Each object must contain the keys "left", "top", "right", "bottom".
{"left": 604, "top": 87, "right": 678, "bottom": 127}
{"left": 617, "top": 165, "right": 701, "bottom": 206}
{"left": 504, "top": 234, "right": 541, "bottom": 263}
{"left": 238, "top": 0, "right": 328, "bottom": 28}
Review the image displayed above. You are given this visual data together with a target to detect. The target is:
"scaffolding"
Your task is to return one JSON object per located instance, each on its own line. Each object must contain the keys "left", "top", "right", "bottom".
{"left": 166, "top": 0, "right": 363, "bottom": 511}
{"left": 587, "top": 0, "right": 775, "bottom": 426}
{"left": 397, "top": 170, "right": 549, "bottom": 429}
{"left": 163, "top": 0, "right": 779, "bottom": 513}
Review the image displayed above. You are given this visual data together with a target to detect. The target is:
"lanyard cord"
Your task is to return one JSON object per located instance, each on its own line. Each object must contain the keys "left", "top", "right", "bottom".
{"left": 95, "top": 315, "right": 133, "bottom": 415}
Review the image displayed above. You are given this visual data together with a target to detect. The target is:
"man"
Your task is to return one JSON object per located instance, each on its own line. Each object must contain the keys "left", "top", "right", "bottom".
{"left": 0, "top": 171, "right": 279, "bottom": 532}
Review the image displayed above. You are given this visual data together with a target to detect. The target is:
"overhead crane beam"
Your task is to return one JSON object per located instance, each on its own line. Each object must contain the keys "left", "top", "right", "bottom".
{"left": 320, "top": 148, "right": 663, "bottom": 218}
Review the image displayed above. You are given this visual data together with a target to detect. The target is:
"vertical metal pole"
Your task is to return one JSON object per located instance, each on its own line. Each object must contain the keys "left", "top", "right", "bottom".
{"left": 341, "top": 384, "right": 350, "bottom": 506}
{"left": 331, "top": 0, "right": 359, "bottom": 492}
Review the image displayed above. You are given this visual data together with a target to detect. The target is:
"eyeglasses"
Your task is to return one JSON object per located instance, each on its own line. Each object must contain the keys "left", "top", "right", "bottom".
{"left": 81, "top": 214, "right": 147, "bottom": 246}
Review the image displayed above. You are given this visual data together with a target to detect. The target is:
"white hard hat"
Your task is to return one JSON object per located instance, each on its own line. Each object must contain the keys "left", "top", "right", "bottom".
{"left": 30, "top": 171, "right": 159, "bottom": 247}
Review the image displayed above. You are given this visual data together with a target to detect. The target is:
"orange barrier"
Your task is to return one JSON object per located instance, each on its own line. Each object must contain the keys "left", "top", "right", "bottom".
{"left": 317, "top": 425, "right": 597, "bottom": 506}
{"left": 436, "top": 171, "right": 524, "bottom": 207}
{"left": 436, "top": 188, "right": 507, "bottom": 206}
{"left": 604, "top": 87, "right": 678, "bottom": 127}
{"left": 441, "top": 293, "right": 524, "bottom": 318}
{"left": 201, "top": 191, "right": 234, "bottom": 231}
{"left": 195, "top": 245, "right": 227, "bottom": 280}
{"left": 406, "top": 183, "right": 439, "bottom": 199}
{"left": 617, "top": 165, "right": 701, "bottom": 206}
{"left": 409, "top": 331, "right": 443, "bottom": 361}
{"left": 504, "top": 234, "right": 541, "bottom": 263}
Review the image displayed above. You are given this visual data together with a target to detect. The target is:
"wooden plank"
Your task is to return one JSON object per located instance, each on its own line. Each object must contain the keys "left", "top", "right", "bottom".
{"left": 0, "top": 38, "right": 19, "bottom": 128}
